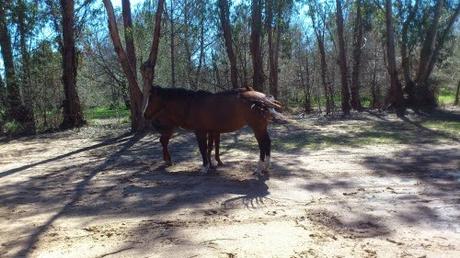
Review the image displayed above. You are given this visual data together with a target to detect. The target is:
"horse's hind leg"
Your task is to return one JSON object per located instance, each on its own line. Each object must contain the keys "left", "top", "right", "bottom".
{"left": 160, "top": 129, "right": 173, "bottom": 166}
{"left": 207, "top": 133, "right": 216, "bottom": 167}
{"left": 214, "top": 133, "right": 223, "bottom": 166}
{"left": 253, "top": 128, "right": 271, "bottom": 175}
{"left": 196, "top": 131, "right": 210, "bottom": 174}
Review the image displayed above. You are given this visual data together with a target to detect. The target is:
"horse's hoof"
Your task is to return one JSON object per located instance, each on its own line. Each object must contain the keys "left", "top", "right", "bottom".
{"left": 200, "top": 165, "right": 210, "bottom": 174}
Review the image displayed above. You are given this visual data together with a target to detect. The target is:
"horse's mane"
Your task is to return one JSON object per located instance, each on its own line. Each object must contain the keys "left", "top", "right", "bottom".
{"left": 152, "top": 85, "right": 249, "bottom": 99}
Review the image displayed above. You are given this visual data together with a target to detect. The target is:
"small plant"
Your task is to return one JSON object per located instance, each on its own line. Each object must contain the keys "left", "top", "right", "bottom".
{"left": 4, "top": 120, "right": 24, "bottom": 135}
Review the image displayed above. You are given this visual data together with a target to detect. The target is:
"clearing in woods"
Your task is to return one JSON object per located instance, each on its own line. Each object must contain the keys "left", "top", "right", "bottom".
{"left": 1, "top": 109, "right": 459, "bottom": 257}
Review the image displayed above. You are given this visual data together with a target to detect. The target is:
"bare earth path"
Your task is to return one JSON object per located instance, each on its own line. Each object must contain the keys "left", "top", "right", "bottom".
{"left": 1, "top": 110, "right": 459, "bottom": 258}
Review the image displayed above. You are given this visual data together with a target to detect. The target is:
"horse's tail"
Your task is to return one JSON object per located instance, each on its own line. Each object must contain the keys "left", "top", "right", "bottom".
{"left": 240, "top": 90, "right": 287, "bottom": 122}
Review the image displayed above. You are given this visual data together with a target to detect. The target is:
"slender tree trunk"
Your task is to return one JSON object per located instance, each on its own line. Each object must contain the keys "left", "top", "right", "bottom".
{"left": 218, "top": 0, "right": 239, "bottom": 89}
{"left": 455, "top": 80, "right": 460, "bottom": 106}
{"left": 350, "top": 0, "right": 363, "bottom": 111}
{"left": 303, "top": 51, "right": 312, "bottom": 113}
{"left": 335, "top": 0, "right": 351, "bottom": 115}
{"left": 317, "top": 36, "right": 332, "bottom": 115}
{"left": 384, "top": 0, "right": 404, "bottom": 116}
{"left": 169, "top": 0, "right": 176, "bottom": 87}
{"left": 0, "top": 0, "right": 35, "bottom": 134}
{"left": 266, "top": 0, "right": 278, "bottom": 98}
{"left": 17, "top": 0, "right": 36, "bottom": 131}
{"left": 140, "top": 0, "right": 165, "bottom": 99}
{"left": 103, "top": 0, "right": 144, "bottom": 130}
{"left": 60, "top": 0, "right": 85, "bottom": 129}
{"left": 250, "top": 0, "right": 264, "bottom": 91}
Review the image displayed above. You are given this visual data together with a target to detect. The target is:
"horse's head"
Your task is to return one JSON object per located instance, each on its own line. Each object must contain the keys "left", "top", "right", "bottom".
{"left": 143, "top": 86, "right": 163, "bottom": 120}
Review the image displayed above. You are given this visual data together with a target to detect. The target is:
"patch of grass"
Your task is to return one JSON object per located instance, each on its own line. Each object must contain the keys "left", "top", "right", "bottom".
{"left": 437, "top": 88, "right": 456, "bottom": 105}
{"left": 421, "top": 120, "right": 460, "bottom": 137}
{"left": 84, "top": 106, "right": 130, "bottom": 120}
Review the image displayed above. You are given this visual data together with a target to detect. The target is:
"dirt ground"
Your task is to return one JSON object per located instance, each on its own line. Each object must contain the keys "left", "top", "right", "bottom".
{"left": 1, "top": 110, "right": 459, "bottom": 258}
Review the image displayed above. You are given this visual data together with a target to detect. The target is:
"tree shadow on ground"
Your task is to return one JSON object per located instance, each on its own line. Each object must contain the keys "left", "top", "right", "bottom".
{"left": 1, "top": 130, "right": 273, "bottom": 258}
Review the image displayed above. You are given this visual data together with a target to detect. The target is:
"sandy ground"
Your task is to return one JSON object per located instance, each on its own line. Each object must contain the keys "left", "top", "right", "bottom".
{"left": 1, "top": 111, "right": 459, "bottom": 258}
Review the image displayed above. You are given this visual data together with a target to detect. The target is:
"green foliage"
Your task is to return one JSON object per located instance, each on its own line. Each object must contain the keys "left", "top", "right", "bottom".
{"left": 437, "top": 87, "right": 456, "bottom": 105}
{"left": 4, "top": 120, "right": 24, "bottom": 135}
{"left": 84, "top": 106, "right": 130, "bottom": 120}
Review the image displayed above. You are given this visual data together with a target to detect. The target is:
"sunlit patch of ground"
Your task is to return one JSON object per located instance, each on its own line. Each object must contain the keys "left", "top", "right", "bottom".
{"left": 1, "top": 108, "right": 459, "bottom": 257}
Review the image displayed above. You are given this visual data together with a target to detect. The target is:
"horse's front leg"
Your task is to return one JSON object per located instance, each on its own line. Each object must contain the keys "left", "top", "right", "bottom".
{"left": 214, "top": 133, "right": 224, "bottom": 166}
{"left": 160, "top": 129, "right": 173, "bottom": 166}
{"left": 195, "top": 131, "right": 210, "bottom": 174}
{"left": 207, "top": 132, "right": 216, "bottom": 167}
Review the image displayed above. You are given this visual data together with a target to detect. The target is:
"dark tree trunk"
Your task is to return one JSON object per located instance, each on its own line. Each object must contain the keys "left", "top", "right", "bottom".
{"left": 103, "top": 0, "right": 144, "bottom": 130}
{"left": 140, "top": 0, "right": 165, "bottom": 100}
{"left": 384, "top": 0, "right": 405, "bottom": 116}
{"left": 303, "top": 50, "right": 312, "bottom": 113}
{"left": 0, "top": 0, "right": 35, "bottom": 134}
{"left": 250, "top": 0, "right": 264, "bottom": 91}
{"left": 218, "top": 0, "right": 239, "bottom": 89}
{"left": 335, "top": 0, "right": 351, "bottom": 115}
{"left": 317, "top": 37, "right": 333, "bottom": 115}
{"left": 169, "top": 0, "right": 176, "bottom": 87}
{"left": 350, "top": 0, "right": 363, "bottom": 111}
{"left": 455, "top": 80, "right": 460, "bottom": 106}
{"left": 60, "top": 0, "right": 85, "bottom": 129}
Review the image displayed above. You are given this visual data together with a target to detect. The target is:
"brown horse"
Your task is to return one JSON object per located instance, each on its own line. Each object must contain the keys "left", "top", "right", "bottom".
{"left": 143, "top": 86, "right": 282, "bottom": 174}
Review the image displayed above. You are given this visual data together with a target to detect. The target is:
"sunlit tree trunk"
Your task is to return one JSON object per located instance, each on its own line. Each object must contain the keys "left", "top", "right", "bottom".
{"left": 335, "top": 0, "right": 351, "bottom": 115}
{"left": 60, "top": 0, "right": 85, "bottom": 129}
{"left": 350, "top": 0, "right": 363, "bottom": 111}
{"left": 384, "top": 0, "right": 404, "bottom": 116}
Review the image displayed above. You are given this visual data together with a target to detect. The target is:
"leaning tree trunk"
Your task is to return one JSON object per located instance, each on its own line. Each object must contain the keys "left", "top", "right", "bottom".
{"left": 335, "top": 0, "right": 351, "bottom": 115}
{"left": 140, "top": 0, "right": 165, "bottom": 100}
{"left": 60, "top": 0, "right": 85, "bottom": 129}
{"left": 103, "top": 0, "right": 144, "bottom": 131}
{"left": 250, "top": 0, "right": 264, "bottom": 92}
{"left": 0, "top": 0, "right": 35, "bottom": 134}
{"left": 384, "top": 0, "right": 405, "bottom": 116}
{"left": 350, "top": 0, "right": 363, "bottom": 111}
{"left": 218, "top": 0, "right": 239, "bottom": 89}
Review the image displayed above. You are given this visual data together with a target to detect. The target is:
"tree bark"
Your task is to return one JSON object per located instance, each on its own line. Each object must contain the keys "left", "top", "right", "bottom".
{"left": 218, "top": 0, "right": 239, "bottom": 89}
{"left": 169, "top": 0, "right": 176, "bottom": 87}
{"left": 250, "top": 0, "right": 264, "bottom": 91}
{"left": 350, "top": 0, "right": 363, "bottom": 111}
{"left": 103, "top": 0, "right": 144, "bottom": 130}
{"left": 335, "top": 0, "right": 351, "bottom": 115}
{"left": 455, "top": 80, "right": 460, "bottom": 106}
{"left": 60, "top": 0, "right": 85, "bottom": 129}
{"left": 0, "top": 0, "right": 35, "bottom": 133}
{"left": 384, "top": 0, "right": 404, "bottom": 116}
{"left": 266, "top": 0, "right": 278, "bottom": 98}
{"left": 122, "top": 0, "right": 137, "bottom": 78}
{"left": 140, "top": 0, "right": 165, "bottom": 100}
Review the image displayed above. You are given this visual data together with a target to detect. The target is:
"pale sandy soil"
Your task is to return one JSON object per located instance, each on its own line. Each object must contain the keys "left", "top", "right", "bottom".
{"left": 1, "top": 111, "right": 459, "bottom": 258}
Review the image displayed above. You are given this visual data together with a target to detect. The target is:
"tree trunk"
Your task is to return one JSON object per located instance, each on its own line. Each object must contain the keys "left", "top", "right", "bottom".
{"left": 0, "top": 0, "right": 35, "bottom": 134}
{"left": 350, "top": 0, "right": 363, "bottom": 111}
{"left": 335, "top": 0, "right": 351, "bottom": 115}
{"left": 266, "top": 0, "right": 278, "bottom": 98}
{"left": 140, "top": 0, "right": 165, "bottom": 101}
{"left": 169, "top": 0, "right": 176, "bottom": 87}
{"left": 103, "top": 0, "right": 144, "bottom": 130}
{"left": 218, "top": 0, "right": 239, "bottom": 89}
{"left": 317, "top": 36, "right": 332, "bottom": 115}
{"left": 303, "top": 50, "right": 312, "bottom": 113}
{"left": 196, "top": 1, "right": 205, "bottom": 87}
{"left": 122, "top": 0, "right": 137, "bottom": 78}
{"left": 384, "top": 0, "right": 404, "bottom": 116}
{"left": 455, "top": 80, "right": 460, "bottom": 106}
{"left": 60, "top": 0, "right": 85, "bottom": 129}
{"left": 250, "top": 0, "right": 264, "bottom": 91}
